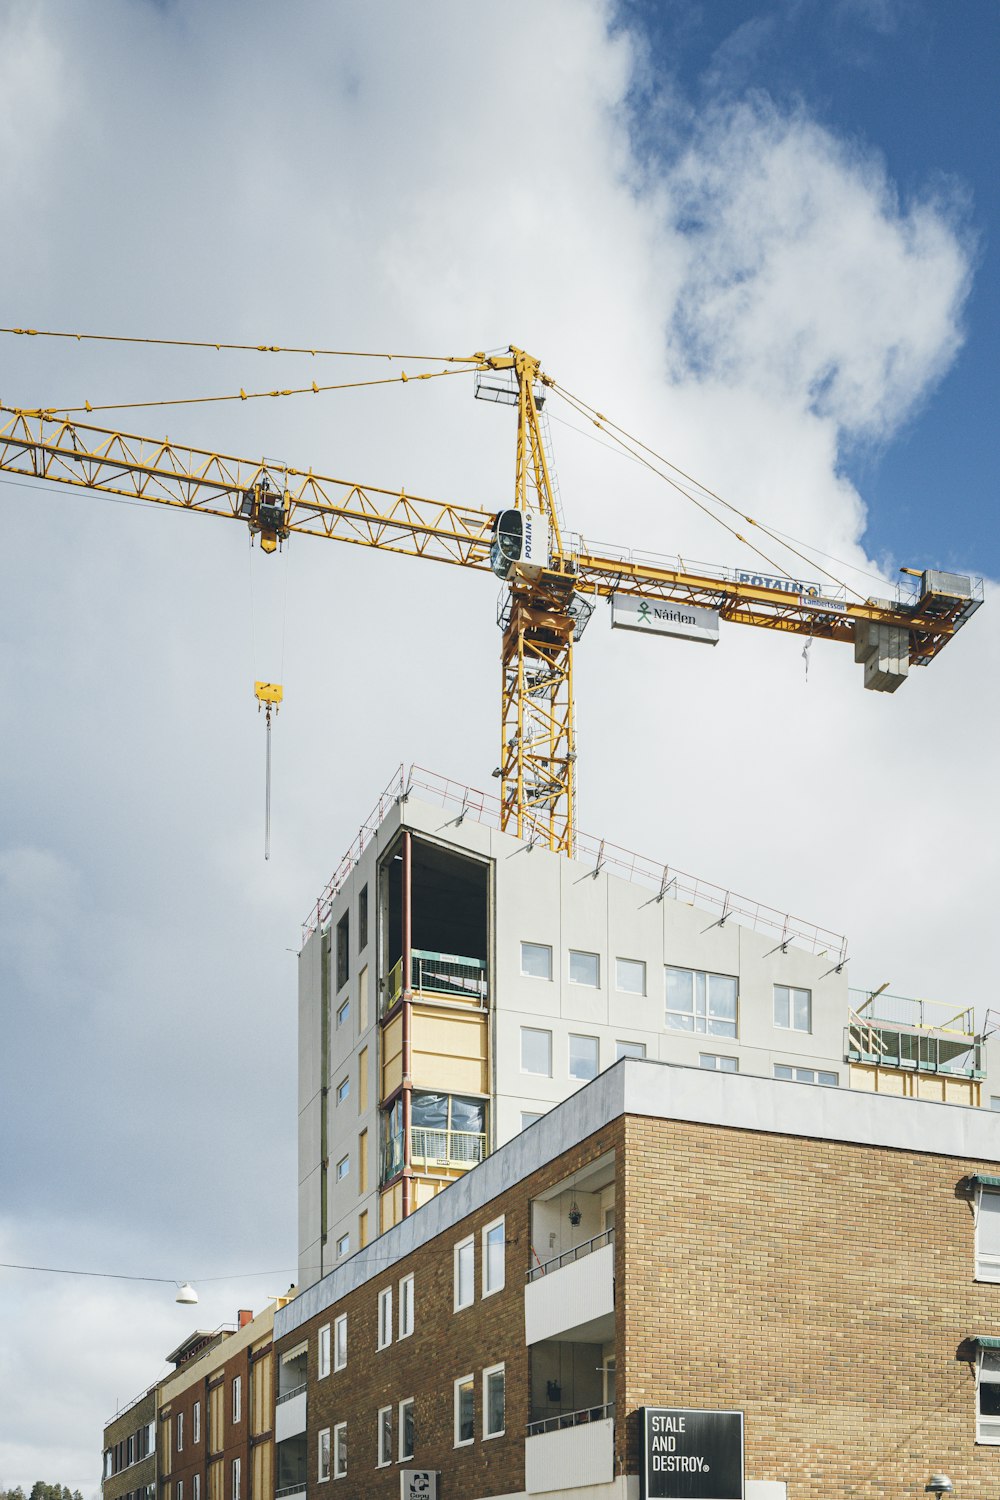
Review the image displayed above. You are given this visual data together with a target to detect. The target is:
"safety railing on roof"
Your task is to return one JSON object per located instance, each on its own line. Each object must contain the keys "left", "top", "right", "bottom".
{"left": 384, "top": 949, "right": 487, "bottom": 1011}
{"left": 303, "top": 764, "right": 848, "bottom": 963}
{"left": 850, "top": 987, "right": 976, "bottom": 1035}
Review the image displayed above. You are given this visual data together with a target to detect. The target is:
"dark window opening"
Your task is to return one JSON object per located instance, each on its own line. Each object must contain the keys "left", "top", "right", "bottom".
{"left": 336, "top": 911, "right": 349, "bottom": 992}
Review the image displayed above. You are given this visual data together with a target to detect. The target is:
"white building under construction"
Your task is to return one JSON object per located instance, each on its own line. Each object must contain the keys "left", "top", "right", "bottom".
{"left": 296, "top": 765, "right": 997, "bottom": 1289}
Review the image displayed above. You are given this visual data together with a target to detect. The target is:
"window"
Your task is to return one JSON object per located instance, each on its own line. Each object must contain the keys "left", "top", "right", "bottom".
{"left": 192, "top": 1403, "right": 200, "bottom": 1445}
{"left": 334, "top": 1313, "right": 347, "bottom": 1371}
{"left": 398, "top": 1398, "right": 414, "bottom": 1462}
{"left": 318, "top": 1323, "right": 331, "bottom": 1378}
{"left": 569, "top": 950, "right": 600, "bottom": 987}
{"left": 336, "top": 998, "right": 350, "bottom": 1028}
{"left": 358, "top": 884, "right": 368, "bottom": 952}
{"left": 336, "top": 1154, "right": 349, "bottom": 1181}
{"left": 398, "top": 1273, "right": 414, "bottom": 1338}
{"left": 975, "top": 1186, "right": 1000, "bottom": 1281}
{"left": 521, "top": 941, "right": 552, "bottom": 980}
{"left": 232, "top": 1376, "right": 242, "bottom": 1424}
{"left": 483, "top": 1217, "right": 505, "bottom": 1296}
{"left": 521, "top": 1110, "right": 544, "bottom": 1130}
{"left": 616, "top": 1039, "right": 646, "bottom": 1060}
{"left": 335, "top": 1077, "right": 349, "bottom": 1107}
{"left": 454, "top": 1375, "right": 474, "bottom": 1446}
{"left": 177, "top": 1413, "right": 183, "bottom": 1451}
{"left": 569, "top": 1033, "right": 599, "bottom": 1081}
{"left": 333, "top": 1422, "right": 347, "bottom": 1479}
{"left": 336, "top": 1233, "right": 349, "bottom": 1258}
{"left": 231, "top": 1459, "right": 240, "bottom": 1500}
{"left": 377, "top": 1407, "right": 392, "bottom": 1467}
{"left": 336, "top": 911, "right": 349, "bottom": 990}
{"left": 992, "top": 1097, "right": 1000, "bottom": 1112}
{"left": 774, "top": 984, "right": 812, "bottom": 1033}
{"left": 978, "top": 1347, "right": 1000, "bottom": 1442}
{"left": 520, "top": 1026, "right": 552, "bottom": 1076}
{"left": 358, "top": 1129, "right": 368, "bottom": 1193}
{"left": 378, "top": 1286, "right": 393, "bottom": 1348}
{"left": 454, "top": 1236, "right": 474, "bottom": 1310}
{"left": 700, "top": 1053, "right": 738, "bottom": 1072}
{"left": 358, "top": 1047, "right": 369, "bottom": 1113}
{"left": 176, "top": 1484, "right": 183, "bottom": 1500}
{"left": 192, "top": 1477, "right": 200, "bottom": 1500}
{"left": 666, "top": 967, "right": 738, "bottom": 1036}
{"left": 616, "top": 957, "right": 646, "bottom": 995}
{"left": 318, "top": 1428, "right": 331, "bottom": 1483}
{"left": 483, "top": 1365, "right": 505, "bottom": 1439}
{"left": 773, "top": 1064, "right": 838, "bottom": 1086}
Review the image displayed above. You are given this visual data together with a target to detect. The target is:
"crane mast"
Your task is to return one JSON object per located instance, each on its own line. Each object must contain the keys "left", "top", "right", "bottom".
{"left": 0, "top": 348, "right": 982, "bottom": 857}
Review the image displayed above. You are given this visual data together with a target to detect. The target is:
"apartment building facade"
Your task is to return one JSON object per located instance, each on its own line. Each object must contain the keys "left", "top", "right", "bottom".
{"left": 274, "top": 1056, "right": 1000, "bottom": 1500}
{"left": 297, "top": 767, "right": 996, "bottom": 1289}
{"left": 157, "top": 1305, "right": 279, "bottom": 1500}
{"left": 103, "top": 1385, "right": 158, "bottom": 1500}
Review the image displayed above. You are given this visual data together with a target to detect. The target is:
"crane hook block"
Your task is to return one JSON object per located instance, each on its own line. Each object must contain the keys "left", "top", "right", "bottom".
{"left": 254, "top": 681, "right": 283, "bottom": 709}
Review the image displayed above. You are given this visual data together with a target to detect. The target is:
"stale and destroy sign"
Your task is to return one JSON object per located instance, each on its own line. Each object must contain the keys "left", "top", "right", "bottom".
{"left": 641, "top": 1408, "right": 744, "bottom": 1500}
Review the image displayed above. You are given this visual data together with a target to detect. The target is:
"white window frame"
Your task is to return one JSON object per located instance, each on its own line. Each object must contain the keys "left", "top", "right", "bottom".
{"left": 333, "top": 1422, "right": 347, "bottom": 1479}
{"left": 177, "top": 1483, "right": 183, "bottom": 1500}
{"left": 192, "top": 1475, "right": 200, "bottom": 1500}
{"left": 978, "top": 1346, "right": 1000, "bottom": 1443}
{"left": 569, "top": 1032, "right": 600, "bottom": 1081}
{"left": 521, "top": 1110, "right": 544, "bottom": 1130}
{"left": 336, "top": 1154, "right": 349, "bottom": 1181}
{"left": 318, "top": 1427, "right": 331, "bottom": 1483}
{"left": 975, "top": 1186, "right": 1000, "bottom": 1282}
{"left": 569, "top": 949, "right": 600, "bottom": 987}
{"left": 615, "top": 956, "right": 646, "bottom": 995}
{"left": 700, "top": 1053, "right": 738, "bottom": 1072}
{"left": 773, "top": 1064, "right": 838, "bottom": 1086}
{"left": 177, "top": 1412, "right": 184, "bottom": 1451}
{"left": 666, "top": 966, "right": 738, "bottom": 1037}
{"left": 483, "top": 1363, "right": 505, "bottom": 1439}
{"left": 336, "top": 998, "right": 350, "bottom": 1028}
{"left": 454, "top": 1374, "right": 475, "bottom": 1447}
{"left": 482, "top": 1216, "right": 505, "bottom": 1297}
{"left": 520, "top": 941, "right": 553, "bottom": 980}
{"left": 232, "top": 1375, "right": 242, "bottom": 1424}
{"left": 520, "top": 1025, "right": 552, "bottom": 1077}
{"left": 454, "top": 1236, "right": 474, "bottom": 1311}
{"left": 377, "top": 1285, "right": 393, "bottom": 1348}
{"left": 336, "top": 1233, "right": 349, "bottom": 1259}
{"left": 774, "top": 983, "right": 812, "bottom": 1033}
{"left": 398, "top": 1397, "right": 414, "bottom": 1462}
{"left": 318, "top": 1323, "right": 331, "bottom": 1379}
{"left": 377, "top": 1405, "right": 393, "bottom": 1468}
{"left": 336, "top": 1076, "right": 350, "bottom": 1104}
{"left": 192, "top": 1402, "right": 200, "bottom": 1445}
{"left": 334, "top": 1313, "right": 347, "bottom": 1371}
{"left": 616, "top": 1039, "right": 646, "bottom": 1060}
{"left": 398, "top": 1273, "right": 414, "bottom": 1339}
{"left": 231, "top": 1458, "right": 241, "bottom": 1500}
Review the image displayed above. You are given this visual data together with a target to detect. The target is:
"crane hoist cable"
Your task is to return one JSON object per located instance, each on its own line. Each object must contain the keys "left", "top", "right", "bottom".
{"left": 1, "top": 325, "right": 488, "bottom": 365}
{"left": 248, "top": 525, "right": 291, "bottom": 861}
{"left": 551, "top": 378, "right": 863, "bottom": 602}
{"left": 31, "top": 363, "right": 476, "bottom": 419}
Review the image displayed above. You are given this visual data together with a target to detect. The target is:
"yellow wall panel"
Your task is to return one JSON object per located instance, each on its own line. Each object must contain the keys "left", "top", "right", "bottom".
{"left": 411, "top": 1010, "right": 487, "bottom": 1094}
{"left": 252, "top": 1441, "right": 272, "bottom": 1500}
{"left": 381, "top": 1016, "right": 402, "bottom": 1100}
{"left": 359, "top": 1046, "right": 369, "bottom": 1113}
{"left": 251, "top": 1351, "right": 273, "bottom": 1436}
{"left": 359, "top": 1129, "right": 368, "bottom": 1194}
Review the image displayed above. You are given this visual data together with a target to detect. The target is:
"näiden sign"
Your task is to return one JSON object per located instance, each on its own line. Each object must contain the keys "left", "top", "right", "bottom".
{"left": 640, "top": 1407, "right": 744, "bottom": 1500}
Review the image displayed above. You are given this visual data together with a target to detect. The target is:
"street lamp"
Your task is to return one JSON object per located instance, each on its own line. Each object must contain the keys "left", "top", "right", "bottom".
{"left": 925, "top": 1477, "right": 953, "bottom": 1498}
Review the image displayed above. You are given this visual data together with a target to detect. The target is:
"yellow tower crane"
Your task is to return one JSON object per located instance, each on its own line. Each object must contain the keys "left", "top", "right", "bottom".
{"left": 0, "top": 344, "right": 982, "bottom": 855}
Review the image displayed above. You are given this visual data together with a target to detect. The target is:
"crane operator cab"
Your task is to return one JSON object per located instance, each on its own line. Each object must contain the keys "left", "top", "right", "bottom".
{"left": 490, "top": 508, "right": 550, "bottom": 582}
{"left": 240, "top": 475, "right": 289, "bottom": 554}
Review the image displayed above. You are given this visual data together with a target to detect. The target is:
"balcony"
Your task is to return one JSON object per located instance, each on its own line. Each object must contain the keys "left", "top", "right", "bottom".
{"left": 274, "top": 1384, "right": 306, "bottom": 1442}
{"left": 525, "top": 1406, "right": 615, "bottom": 1494}
{"left": 274, "top": 1433, "right": 306, "bottom": 1500}
{"left": 846, "top": 988, "right": 984, "bottom": 1079}
{"left": 384, "top": 949, "right": 487, "bottom": 1012}
{"left": 382, "top": 1127, "right": 486, "bottom": 1181}
{"left": 526, "top": 1234, "right": 614, "bottom": 1345}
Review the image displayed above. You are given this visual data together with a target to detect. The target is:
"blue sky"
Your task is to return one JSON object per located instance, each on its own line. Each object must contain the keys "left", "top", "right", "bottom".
{"left": 622, "top": 0, "right": 998, "bottom": 576}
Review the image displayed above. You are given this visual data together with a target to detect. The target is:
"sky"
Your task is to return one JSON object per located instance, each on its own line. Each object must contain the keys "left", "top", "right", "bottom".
{"left": 0, "top": 0, "right": 997, "bottom": 1491}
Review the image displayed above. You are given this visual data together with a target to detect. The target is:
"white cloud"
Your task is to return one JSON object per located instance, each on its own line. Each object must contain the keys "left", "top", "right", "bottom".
{"left": 0, "top": 0, "right": 993, "bottom": 1491}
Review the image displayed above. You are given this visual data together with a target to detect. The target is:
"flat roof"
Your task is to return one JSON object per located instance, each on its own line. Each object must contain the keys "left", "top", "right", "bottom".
{"left": 276, "top": 1055, "right": 1000, "bottom": 1340}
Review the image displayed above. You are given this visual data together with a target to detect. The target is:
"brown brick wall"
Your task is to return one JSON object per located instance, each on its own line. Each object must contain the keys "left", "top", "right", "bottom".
{"left": 161, "top": 1339, "right": 271, "bottom": 1500}
{"left": 621, "top": 1115, "right": 1000, "bottom": 1500}
{"left": 103, "top": 1389, "right": 156, "bottom": 1500}
{"left": 276, "top": 1120, "right": 623, "bottom": 1500}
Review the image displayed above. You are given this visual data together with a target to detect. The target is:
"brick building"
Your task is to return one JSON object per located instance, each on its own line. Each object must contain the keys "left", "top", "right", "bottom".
{"left": 157, "top": 1304, "right": 283, "bottom": 1500}
{"left": 273, "top": 1055, "right": 1000, "bottom": 1500}
{"left": 103, "top": 1385, "right": 157, "bottom": 1500}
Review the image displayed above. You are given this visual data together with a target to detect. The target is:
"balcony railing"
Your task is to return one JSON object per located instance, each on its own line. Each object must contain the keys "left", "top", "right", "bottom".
{"left": 527, "top": 1402, "right": 615, "bottom": 1437}
{"left": 384, "top": 949, "right": 487, "bottom": 1011}
{"left": 275, "top": 1485, "right": 306, "bottom": 1498}
{"left": 528, "top": 1228, "right": 614, "bottom": 1281}
{"left": 411, "top": 1127, "right": 486, "bottom": 1167}
{"left": 276, "top": 1382, "right": 307, "bottom": 1405}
